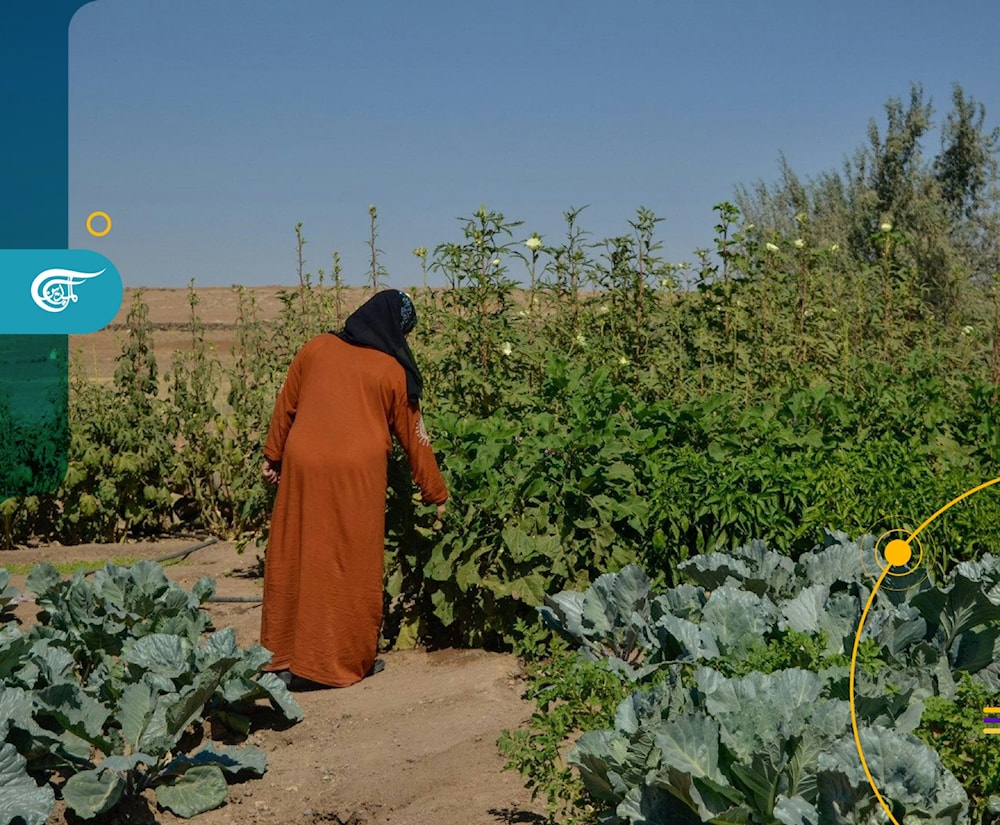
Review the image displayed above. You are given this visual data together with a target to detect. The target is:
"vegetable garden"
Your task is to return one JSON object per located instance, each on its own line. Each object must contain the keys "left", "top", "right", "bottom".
{"left": 4, "top": 85, "right": 1000, "bottom": 822}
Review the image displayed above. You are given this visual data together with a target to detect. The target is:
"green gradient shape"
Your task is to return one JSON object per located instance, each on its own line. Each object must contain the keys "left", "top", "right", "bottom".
{"left": 1, "top": 1, "right": 97, "bottom": 499}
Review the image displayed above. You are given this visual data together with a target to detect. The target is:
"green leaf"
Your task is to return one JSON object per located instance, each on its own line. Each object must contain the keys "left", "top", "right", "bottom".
{"left": 25, "top": 562, "right": 60, "bottom": 598}
{"left": 730, "top": 540, "right": 798, "bottom": 598}
{"left": 29, "top": 639, "right": 76, "bottom": 685}
{"left": 232, "top": 643, "right": 273, "bottom": 675}
{"left": 654, "top": 614, "right": 720, "bottom": 662}
{"left": 568, "top": 729, "right": 626, "bottom": 803}
{"left": 698, "top": 668, "right": 828, "bottom": 763}
{"left": 818, "top": 727, "right": 968, "bottom": 825}
{"left": 174, "top": 742, "right": 267, "bottom": 778}
{"left": 423, "top": 546, "right": 454, "bottom": 582}
{"left": 155, "top": 764, "right": 228, "bottom": 817}
{"left": 605, "top": 461, "right": 635, "bottom": 483}
{"left": 679, "top": 551, "right": 750, "bottom": 591}
{"left": 127, "top": 560, "right": 170, "bottom": 597}
{"left": 455, "top": 558, "right": 480, "bottom": 592}
{"left": 100, "top": 753, "right": 156, "bottom": 772}
{"left": 614, "top": 677, "right": 692, "bottom": 735}
{"left": 482, "top": 572, "right": 547, "bottom": 605}
{"left": 119, "top": 680, "right": 157, "bottom": 752}
{"left": 913, "top": 572, "right": 1000, "bottom": 656}
{"left": 779, "top": 586, "right": 859, "bottom": 656}
{"left": 199, "top": 627, "right": 241, "bottom": 665}
{"left": 0, "top": 625, "right": 33, "bottom": 683}
{"left": 700, "top": 587, "right": 776, "bottom": 658}
{"left": 384, "top": 567, "right": 403, "bottom": 599}
{"left": 430, "top": 588, "right": 455, "bottom": 626}
{"left": 0, "top": 742, "right": 54, "bottom": 825}
{"left": 62, "top": 767, "right": 126, "bottom": 820}
{"left": 952, "top": 626, "right": 999, "bottom": 672}
{"left": 652, "top": 714, "right": 724, "bottom": 784}
{"left": 0, "top": 572, "right": 17, "bottom": 613}
{"left": 164, "top": 656, "right": 239, "bottom": 737}
{"left": 191, "top": 576, "right": 215, "bottom": 603}
{"left": 212, "top": 710, "right": 251, "bottom": 735}
{"left": 773, "top": 793, "right": 818, "bottom": 825}
{"left": 1, "top": 685, "right": 89, "bottom": 770}
{"left": 123, "top": 633, "right": 191, "bottom": 679}
{"left": 0, "top": 686, "right": 34, "bottom": 733}
{"left": 251, "top": 672, "right": 304, "bottom": 722}
{"left": 35, "top": 682, "right": 113, "bottom": 750}
{"left": 618, "top": 783, "right": 704, "bottom": 825}
{"left": 799, "top": 537, "right": 868, "bottom": 590}
{"left": 652, "top": 584, "right": 708, "bottom": 622}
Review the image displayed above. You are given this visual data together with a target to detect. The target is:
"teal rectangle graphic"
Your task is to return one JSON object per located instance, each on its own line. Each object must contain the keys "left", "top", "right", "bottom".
{"left": 0, "top": 335, "right": 68, "bottom": 500}
{"left": 1, "top": 2, "right": 97, "bottom": 505}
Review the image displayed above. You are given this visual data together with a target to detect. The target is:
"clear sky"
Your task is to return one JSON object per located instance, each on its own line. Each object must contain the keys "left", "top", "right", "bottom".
{"left": 67, "top": 0, "right": 1000, "bottom": 288}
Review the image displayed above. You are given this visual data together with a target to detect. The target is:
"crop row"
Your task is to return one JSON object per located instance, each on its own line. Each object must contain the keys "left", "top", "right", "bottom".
{"left": 0, "top": 563, "right": 302, "bottom": 822}
{"left": 4, "top": 205, "right": 1000, "bottom": 648}
{"left": 502, "top": 533, "right": 1000, "bottom": 825}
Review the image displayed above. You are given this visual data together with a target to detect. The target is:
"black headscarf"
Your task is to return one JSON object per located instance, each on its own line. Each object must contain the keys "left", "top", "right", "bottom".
{"left": 334, "top": 290, "right": 423, "bottom": 403}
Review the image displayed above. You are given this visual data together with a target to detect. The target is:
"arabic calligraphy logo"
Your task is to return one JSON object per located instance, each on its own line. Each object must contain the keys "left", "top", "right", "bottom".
{"left": 30, "top": 268, "right": 105, "bottom": 313}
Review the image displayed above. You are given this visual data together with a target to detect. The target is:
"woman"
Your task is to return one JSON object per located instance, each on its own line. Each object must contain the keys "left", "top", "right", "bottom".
{"left": 259, "top": 289, "right": 448, "bottom": 689}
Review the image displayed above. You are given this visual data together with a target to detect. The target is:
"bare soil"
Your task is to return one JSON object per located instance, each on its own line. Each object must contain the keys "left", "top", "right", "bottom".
{"left": 16, "top": 287, "right": 549, "bottom": 823}
{"left": 68, "top": 286, "right": 368, "bottom": 384}
{"left": 2, "top": 539, "right": 547, "bottom": 825}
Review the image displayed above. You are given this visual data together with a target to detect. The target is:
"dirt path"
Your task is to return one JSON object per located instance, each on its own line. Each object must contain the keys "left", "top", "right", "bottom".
{"left": 2, "top": 540, "right": 548, "bottom": 825}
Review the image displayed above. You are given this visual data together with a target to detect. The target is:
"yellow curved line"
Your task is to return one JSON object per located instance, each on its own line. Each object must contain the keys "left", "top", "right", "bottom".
{"left": 849, "top": 564, "right": 901, "bottom": 825}
{"left": 850, "top": 475, "right": 1000, "bottom": 821}
{"left": 908, "top": 475, "right": 1000, "bottom": 543}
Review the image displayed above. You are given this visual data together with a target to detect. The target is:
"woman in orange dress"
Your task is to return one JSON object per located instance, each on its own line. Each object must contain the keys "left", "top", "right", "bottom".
{"left": 259, "top": 290, "right": 447, "bottom": 689}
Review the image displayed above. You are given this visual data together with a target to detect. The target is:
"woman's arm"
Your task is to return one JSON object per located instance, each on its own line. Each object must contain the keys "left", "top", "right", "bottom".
{"left": 263, "top": 345, "right": 308, "bottom": 470}
{"left": 390, "top": 392, "right": 448, "bottom": 510}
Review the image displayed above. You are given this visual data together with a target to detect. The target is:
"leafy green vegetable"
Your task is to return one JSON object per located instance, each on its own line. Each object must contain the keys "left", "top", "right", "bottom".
{"left": 0, "top": 741, "right": 54, "bottom": 825}
{"left": 0, "top": 560, "right": 302, "bottom": 820}
{"left": 511, "top": 534, "right": 1000, "bottom": 825}
{"left": 0, "top": 570, "right": 17, "bottom": 615}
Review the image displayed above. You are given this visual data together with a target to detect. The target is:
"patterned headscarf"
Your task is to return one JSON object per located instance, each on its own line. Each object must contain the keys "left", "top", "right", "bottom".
{"left": 335, "top": 290, "right": 423, "bottom": 402}
{"left": 400, "top": 293, "right": 417, "bottom": 335}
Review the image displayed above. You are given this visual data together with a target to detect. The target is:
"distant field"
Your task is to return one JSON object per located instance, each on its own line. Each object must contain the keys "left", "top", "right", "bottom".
{"left": 69, "top": 285, "right": 374, "bottom": 383}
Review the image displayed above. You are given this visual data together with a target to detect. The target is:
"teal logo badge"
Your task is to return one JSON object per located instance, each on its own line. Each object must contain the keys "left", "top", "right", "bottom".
{"left": 0, "top": 249, "right": 122, "bottom": 333}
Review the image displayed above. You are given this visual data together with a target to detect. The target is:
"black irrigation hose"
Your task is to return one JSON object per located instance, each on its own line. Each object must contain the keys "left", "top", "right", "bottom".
{"left": 153, "top": 536, "right": 221, "bottom": 564}
{"left": 206, "top": 596, "right": 262, "bottom": 603}
{"left": 81, "top": 536, "right": 221, "bottom": 577}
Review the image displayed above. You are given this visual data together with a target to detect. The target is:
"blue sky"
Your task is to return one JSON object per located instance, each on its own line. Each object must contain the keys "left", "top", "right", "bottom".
{"left": 67, "top": 0, "right": 1000, "bottom": 288}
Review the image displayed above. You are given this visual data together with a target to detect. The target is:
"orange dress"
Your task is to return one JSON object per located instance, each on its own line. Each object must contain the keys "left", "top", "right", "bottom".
{"left": 260, "top": 333, "right": 447, "bottom": 687}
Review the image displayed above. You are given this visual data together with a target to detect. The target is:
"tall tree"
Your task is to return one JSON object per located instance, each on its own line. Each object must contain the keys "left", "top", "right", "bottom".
{"left": 935, "top": 85, "right": 1000, "bottom": 222}
{"left": 735, "top": 83, "right": 1000, "bottom": 320}
{"left": 934, "top": 85, "right": 1000, "bottom": 281}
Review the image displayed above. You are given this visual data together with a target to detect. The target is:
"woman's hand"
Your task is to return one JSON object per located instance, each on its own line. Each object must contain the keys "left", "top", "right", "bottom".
{"left": 431, "top": 501, "right": 447, "bottom": 530}
{"left": 262, "top": 458, "right": 281, "bottom": 485}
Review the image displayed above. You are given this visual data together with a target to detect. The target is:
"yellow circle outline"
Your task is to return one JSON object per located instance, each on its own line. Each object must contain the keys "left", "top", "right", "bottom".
{"left": 850, "top": 475, "right": 1000, "bottom": 825}
{"left": 86, "top": 211, "right": 112, "bottom": 237}
{"left": 862, "top": 528, "right": 927, "bottom": 591}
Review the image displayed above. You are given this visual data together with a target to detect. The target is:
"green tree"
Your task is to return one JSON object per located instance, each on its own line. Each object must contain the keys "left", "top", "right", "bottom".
{"left": 736, "top": 83, "right": 1000, "bottom": 323}
{"left": 934, "top": 84, "right": 1000, "bottom": 281}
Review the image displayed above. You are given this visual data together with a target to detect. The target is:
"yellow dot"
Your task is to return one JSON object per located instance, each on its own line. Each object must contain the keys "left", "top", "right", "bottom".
{"left": 884, "top": 539, "right": 912, "bottom": 567}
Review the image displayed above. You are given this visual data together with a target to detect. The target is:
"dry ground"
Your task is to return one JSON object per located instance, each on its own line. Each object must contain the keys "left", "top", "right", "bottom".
{"left": 13, "top": 288, "right": 549, "bottom": 823}
{"left": 68, "top": 286, "right": 370, "bottom": 383}
{"left": 3, "top": 539, "right": 548, "bottom": 825}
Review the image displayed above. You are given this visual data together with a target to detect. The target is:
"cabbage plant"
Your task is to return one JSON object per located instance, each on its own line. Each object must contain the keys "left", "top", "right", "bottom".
{"left": 0, "top": 560, "right": 302, "bottom": 820}
{"left": 538, "top": 533, "right": 1000, "bottom": 825}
